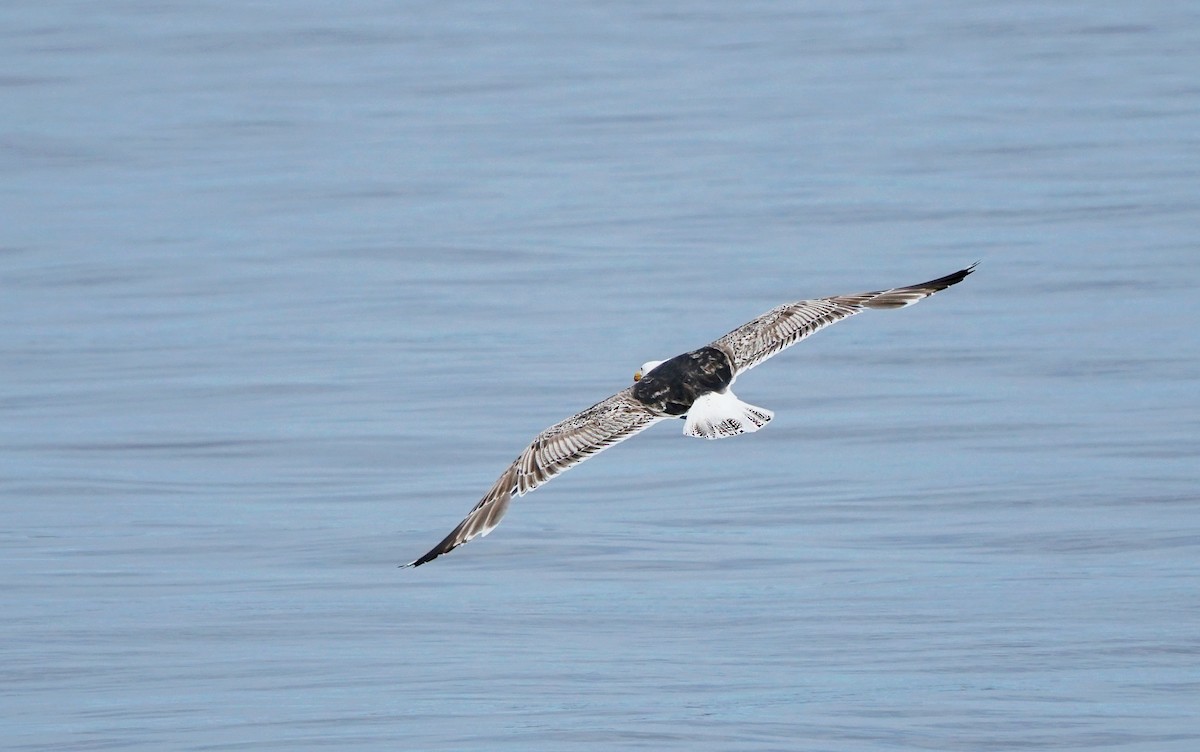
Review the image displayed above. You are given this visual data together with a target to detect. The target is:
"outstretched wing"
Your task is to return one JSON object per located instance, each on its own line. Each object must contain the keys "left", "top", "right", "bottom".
{"left": 404, "top": 388, "right": 665, "bottom": 567}
{"left": 712, "top": 264, "right": 975, "bottom": 374}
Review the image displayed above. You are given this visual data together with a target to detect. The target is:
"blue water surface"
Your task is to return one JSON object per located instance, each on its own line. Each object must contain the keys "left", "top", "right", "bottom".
{"left": 3, "top": 2, "right": 1198, "bottom": 750}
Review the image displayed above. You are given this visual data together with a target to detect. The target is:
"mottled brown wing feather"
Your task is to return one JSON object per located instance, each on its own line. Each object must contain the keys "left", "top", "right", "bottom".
{"left": 404, "top": 388, "right": 664, "bottom": 567}
{"left": 712, "top": 264, "right": 975, "bottom": 374}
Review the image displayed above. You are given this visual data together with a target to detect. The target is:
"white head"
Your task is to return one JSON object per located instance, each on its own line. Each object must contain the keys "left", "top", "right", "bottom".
{"left": 633, "top": 360, "right": 664, "bottom": 382}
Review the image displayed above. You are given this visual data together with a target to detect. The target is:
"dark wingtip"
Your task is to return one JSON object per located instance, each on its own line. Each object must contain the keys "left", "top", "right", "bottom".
{"left": 401, "top": 526, "right": 465, "bottom": 569}
{"left": 924, "top": 262, "right": 978, "bottom": 290}
{"left": 400, "top": 550, "right": 438, "bottom": 569}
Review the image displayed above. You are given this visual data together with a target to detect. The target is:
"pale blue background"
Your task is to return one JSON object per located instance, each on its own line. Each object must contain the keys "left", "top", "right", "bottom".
{"left": 3, "top": 2, "right": 1198, "bottom": 750}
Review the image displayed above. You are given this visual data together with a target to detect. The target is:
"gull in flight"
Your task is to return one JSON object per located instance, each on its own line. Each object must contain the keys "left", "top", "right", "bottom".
{"left": 405, "top": 264, "right": 975, "bottom": 566}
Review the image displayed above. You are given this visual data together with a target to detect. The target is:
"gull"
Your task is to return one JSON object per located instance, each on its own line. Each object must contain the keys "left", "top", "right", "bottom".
{"left": 405, "top": 264, "right": 975, "bottom": 566}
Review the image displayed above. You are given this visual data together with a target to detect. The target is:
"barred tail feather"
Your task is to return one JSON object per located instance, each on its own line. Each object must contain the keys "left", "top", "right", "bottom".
{"left": 683, "top": 391, "right": 773, "bottom": 440}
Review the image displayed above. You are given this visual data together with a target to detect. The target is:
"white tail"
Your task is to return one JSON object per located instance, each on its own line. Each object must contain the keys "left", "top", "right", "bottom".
{"left": 683, "top": 391, "right": 773, "bottom": 440}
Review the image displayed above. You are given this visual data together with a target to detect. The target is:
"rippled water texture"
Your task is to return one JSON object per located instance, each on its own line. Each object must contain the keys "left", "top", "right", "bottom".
{"left": 4, "top": 2, "right": 1198, "bottom": 750}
